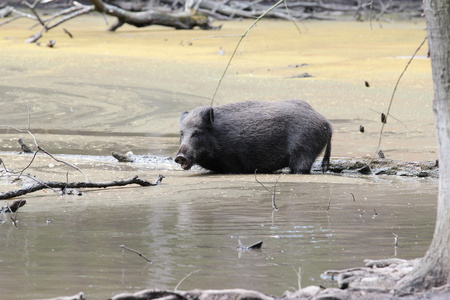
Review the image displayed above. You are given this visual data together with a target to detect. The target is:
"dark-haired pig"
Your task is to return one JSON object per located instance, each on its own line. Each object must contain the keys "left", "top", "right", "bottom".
{"left": 175, "top": 100, "right": 332, "bottom": 174}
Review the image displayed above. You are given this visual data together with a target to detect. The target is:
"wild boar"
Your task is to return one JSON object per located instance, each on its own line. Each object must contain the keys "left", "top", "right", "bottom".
{"left": 175, "top": 100, "right": 332, "bottom": 174}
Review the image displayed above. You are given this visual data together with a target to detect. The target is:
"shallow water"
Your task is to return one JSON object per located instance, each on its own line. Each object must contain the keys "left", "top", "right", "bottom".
{"left": 0, "top": 15, "right": 438, "bottom": 299}
{"left": 0, "top": 157, "right": 438, "bottom": 299}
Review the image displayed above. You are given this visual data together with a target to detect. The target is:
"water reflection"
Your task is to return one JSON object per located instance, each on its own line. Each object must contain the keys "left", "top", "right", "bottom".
{"left": 0, "top": 172, "right": 437, "bottom": 299}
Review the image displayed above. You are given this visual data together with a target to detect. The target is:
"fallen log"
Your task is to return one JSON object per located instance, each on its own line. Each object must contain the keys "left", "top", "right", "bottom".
{"left": 89, "top": 0, "right": 219, "bottom": 31}
{"left": 111, "top": 288, "right": 275, "bottom": 300}
{"left": 108, "top": 284, "right": 450, "bottom": 300}
{"left": 0, "top": 175, "right": 164, "bottom": 200}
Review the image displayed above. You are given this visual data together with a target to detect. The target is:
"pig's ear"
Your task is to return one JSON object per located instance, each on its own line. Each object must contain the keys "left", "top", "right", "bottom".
{"left": 201, "top": 107, "right": 214, "bottom": 125}
{"left": 180, "top": 111, "right": 189, "bottom": 123}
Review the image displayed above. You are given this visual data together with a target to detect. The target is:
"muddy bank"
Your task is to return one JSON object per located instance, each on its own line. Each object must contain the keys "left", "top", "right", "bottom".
{"left": 115, "top": 153, "right": 439, "bottom": 178}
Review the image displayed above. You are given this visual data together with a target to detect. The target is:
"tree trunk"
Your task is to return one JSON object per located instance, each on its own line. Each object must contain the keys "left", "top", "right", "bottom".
{"left": 88, "top": 0, "right": 217, "bottom": 31}
{"left": 395, "top": 0, "right": 450, "bottom": 294}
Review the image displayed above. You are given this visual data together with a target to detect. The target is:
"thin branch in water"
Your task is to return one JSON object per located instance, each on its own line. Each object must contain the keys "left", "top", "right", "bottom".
{"left": 372, "top": 208, "right": 378, "bottom": 219}
{"left": 5, "top": 90, "right": 89, "bottom": 180}
{"left": 327, "top": 191, "right": 333, "bottom": 211}
{"left": 174, "top": 269, "right": 201, "bottom": 291}
{"left": 351, "top": 192, "right": 355, "bottom": 202}
{"left": 15, "top": 149, "right": 40, "bottom": 180}
{"left": 255, "top": 171, "right": 280, "bottom": 211}
{"left": 8, "top": 199, "right": 26, "bottom": 228}
{"left": 291, "top": 266, "right": 302, "bottom": 290}
{"left": 375, "top": 36, "right": 427, "bottom": 155}
{"left": 37, "top": 146, "right": 90, "bottom": 182}
{"left": 392, "top": 231, "right": 399, "bottom": 248}
{"left": 120, "top": 245, "right": 152, "bottom": 264}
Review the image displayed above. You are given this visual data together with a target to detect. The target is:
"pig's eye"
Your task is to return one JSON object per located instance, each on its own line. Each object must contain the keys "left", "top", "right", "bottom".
{"left": 192, "top": 130, "right": 203, "bottom": 137}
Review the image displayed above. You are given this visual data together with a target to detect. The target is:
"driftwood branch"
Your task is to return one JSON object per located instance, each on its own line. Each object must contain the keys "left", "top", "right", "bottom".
{"left": 0, "top": 175, "right": 164, "bottom": 200}
{"left": 89, "top": 0, "right": 219, "bottom": 31}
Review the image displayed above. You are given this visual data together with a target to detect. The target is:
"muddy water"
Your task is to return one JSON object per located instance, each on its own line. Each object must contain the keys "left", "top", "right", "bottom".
{"left": 0, "top": 15, "right": 438, "bottom": 299}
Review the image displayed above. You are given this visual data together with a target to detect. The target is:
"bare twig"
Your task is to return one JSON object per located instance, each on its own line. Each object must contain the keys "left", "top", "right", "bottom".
{"left": 10, "top": 199, "right": 26, "bottom": 228}
{"left": 255, "top": 171, "right": 281, "bottom": 211}
{"left": 368, "top": 108, "right": 409, "bottom": 131}
{"left": 1, "top": 95, "right": 90, "bottom": 182}
{"left": 375, "top": 36, "right": 427, "bottom": 155}
{"left": 209, "top": 0, "right": 284, "bottom": 109}
{"left": 327, "top": 191, "right": 333, "bottom": 211}
{"left": 15, "top": 149, "right": 40, "bottom": 179}
{"left": 120, "top": 245, "right": 152, "bottom": 263}
{"left": 38, "top": 146, "right": 90, "bottom": 182}
{"left": 292, "top": 266, "right": 302, "bottom": 290}
{"left": 393, "top": 231, "right": 399, "bottom": 248}
{"left": 22, "top": 0, "right": 47, "bottom": 29}
{"left": 174, "top": 269, "right": 201, "bottom": 291}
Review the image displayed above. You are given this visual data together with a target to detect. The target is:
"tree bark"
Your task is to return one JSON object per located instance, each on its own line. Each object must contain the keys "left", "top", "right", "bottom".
{"left": 395, "top": 0, "right": 450, "bottom": 294}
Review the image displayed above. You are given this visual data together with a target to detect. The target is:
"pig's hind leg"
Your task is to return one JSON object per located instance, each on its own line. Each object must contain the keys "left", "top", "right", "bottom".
{"left": 289, "top": 152, "right": 314, "bottom": 174}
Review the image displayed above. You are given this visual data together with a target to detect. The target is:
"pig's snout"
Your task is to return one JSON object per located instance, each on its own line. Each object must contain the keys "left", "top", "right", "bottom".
{"left": 175, "top": 153, "right": 192, "bottom": 170}
{"left": 175, "top": 153, "right": 187, "bottom": 164}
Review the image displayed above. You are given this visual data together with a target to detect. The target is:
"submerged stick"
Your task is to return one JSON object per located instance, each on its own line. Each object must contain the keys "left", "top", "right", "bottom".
{"left": 292, "top": 266, "right": 302, "bottom": 290}
{"left": 174, "top": 269, "right": 201, "bottom": 291}
{"left": 326, "top": 191, "right": 333, "bottom": 211}
{"left": 120, "top": 245, "right": 152, "bottom": 263}
{"left": 255, "top": 171, "right": 281, "bottom": 211}
{"left": 393, "top": 231, "right": 399, "bottom": 248}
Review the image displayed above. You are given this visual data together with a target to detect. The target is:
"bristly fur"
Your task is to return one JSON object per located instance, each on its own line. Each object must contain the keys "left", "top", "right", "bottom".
{"left": 176, "top": 100, "right": 332, "bottom": 174}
